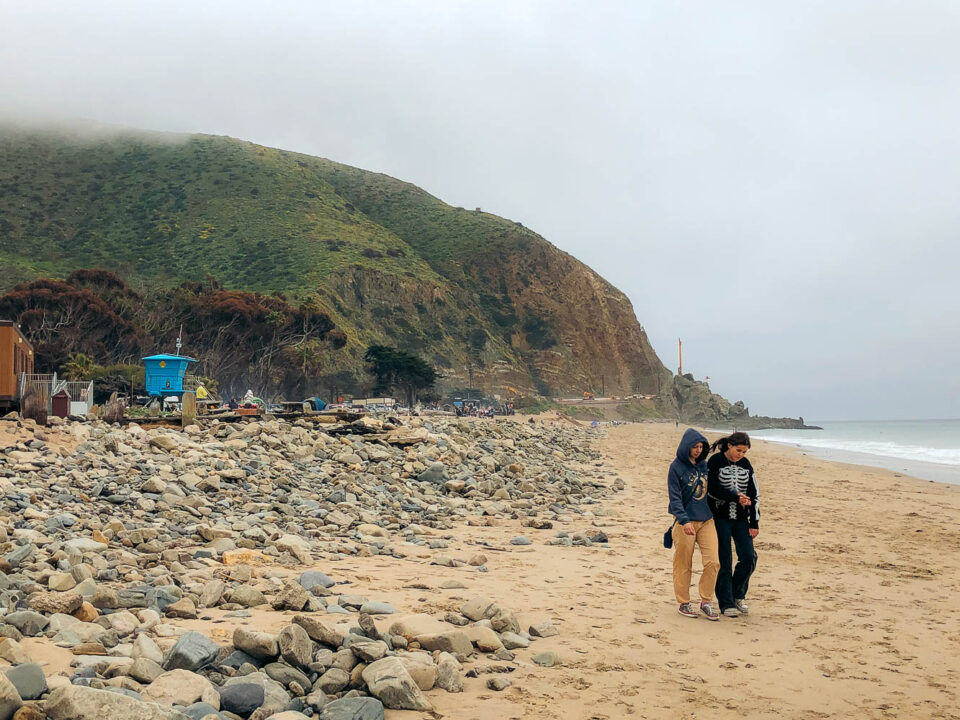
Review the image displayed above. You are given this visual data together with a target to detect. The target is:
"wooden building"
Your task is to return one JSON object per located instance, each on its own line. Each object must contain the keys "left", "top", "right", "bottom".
{"left": 0, "top": 320, "right": 34, "bottom": 409}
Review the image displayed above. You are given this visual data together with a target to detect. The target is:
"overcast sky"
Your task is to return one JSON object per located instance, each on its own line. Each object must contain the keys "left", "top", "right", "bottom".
{"left": 2, "top": 0, "right": 958, "bottom": 420}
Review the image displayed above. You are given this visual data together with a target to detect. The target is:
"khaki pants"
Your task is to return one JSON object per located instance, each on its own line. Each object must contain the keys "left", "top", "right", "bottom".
{"left": 672, "top": 518, "right": 720, "bottom": 604}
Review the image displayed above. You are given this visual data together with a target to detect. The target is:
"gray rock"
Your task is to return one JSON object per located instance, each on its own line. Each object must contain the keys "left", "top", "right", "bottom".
{"left": 486, "top": 676, "right": 511, "bottom": 691}
{"left": 3, "top": 662, "right": 45, "bottom": 701}
{"left": 162, "top": 631, "right": 222, "bottom": 671}
{"left": 298, "top": 571, "right": 334, "bottom": 591}
{"left": 129, "top": 657, "right": 165, "bottom": 684}
{"left": 532, "top": 650, "right": 558, "bottom": 667}
{"left": 416, "top": 462, "right": 449, "bottom": 485}
{"left": 218, "top": 682, "right": 265, "bottom": 716}
{"left": 272, "top": 582, "right": 310, "bottom": 612}
{"left": 181, "top": 702, "right": 227, "bottom": 720}
{"left": 528, "top": 621, "right": 559, "bottom": 638}
{"left": 292, "top": 616, "right": 344, "bottom": 648}
{"left": 318, "top": 697, "right": 385, "bottom": 720}
{"left": 358, "top": 601, "right": 394, "bottom": 615}
{"left": 3, "top": 612, "right": 48, "bottom": 637}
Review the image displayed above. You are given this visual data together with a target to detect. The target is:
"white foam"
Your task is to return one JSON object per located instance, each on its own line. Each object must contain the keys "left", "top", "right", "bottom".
{"left": 755, "top": 435, "right": 960, "bottom": 467}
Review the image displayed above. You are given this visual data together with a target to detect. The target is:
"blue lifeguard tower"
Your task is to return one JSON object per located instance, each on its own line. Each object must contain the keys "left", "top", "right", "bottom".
{"left": 143, "top": 354, "right": 197, "bottom": 397}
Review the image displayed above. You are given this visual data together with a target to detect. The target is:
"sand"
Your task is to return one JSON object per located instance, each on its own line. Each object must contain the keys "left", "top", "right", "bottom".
{"left": 9, "top": 419, "right": 960, "bottom": 719}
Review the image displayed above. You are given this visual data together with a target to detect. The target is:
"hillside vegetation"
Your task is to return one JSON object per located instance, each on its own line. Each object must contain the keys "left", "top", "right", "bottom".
{"left": 0, "top": 124, "right": 667, "bottom": 398}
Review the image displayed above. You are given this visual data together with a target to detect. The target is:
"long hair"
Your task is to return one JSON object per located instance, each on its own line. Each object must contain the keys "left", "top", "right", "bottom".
{"left": 710, "top": 431, "right": 751, "bottom": 454}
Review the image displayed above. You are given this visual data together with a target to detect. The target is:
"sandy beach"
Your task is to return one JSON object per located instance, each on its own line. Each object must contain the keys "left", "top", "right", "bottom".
{"left": 291, "top": 420, "right": 960, "bottom": 719}
{"left": 3, "top": 417, "right": 958, "bottom": 720}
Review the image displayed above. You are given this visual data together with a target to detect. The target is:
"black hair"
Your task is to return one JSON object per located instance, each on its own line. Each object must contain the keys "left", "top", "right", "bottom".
{"left": 710, "top": 431, "right": 751, "bottom": 454}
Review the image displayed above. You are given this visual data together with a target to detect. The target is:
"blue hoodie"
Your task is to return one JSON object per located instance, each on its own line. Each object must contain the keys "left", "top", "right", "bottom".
{"left": 667, "top": 428, "right": 712, "bottom": 525}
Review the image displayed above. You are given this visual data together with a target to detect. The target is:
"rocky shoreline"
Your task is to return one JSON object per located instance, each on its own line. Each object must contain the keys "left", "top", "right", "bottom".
{"left": 0, "top": 413, "right": 621, "bottom": 720}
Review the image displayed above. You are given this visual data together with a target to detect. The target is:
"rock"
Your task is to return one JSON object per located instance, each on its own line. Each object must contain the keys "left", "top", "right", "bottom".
{"left": 2, "top": 613, "right": 47, "bottom": 638}
{"left": 129, "top": 658, "right": 165, "bottom": 684}
{"left": 315, "top": 668, "right": 350, "bottom": 695}
{"left": 2, "top": 664, "right": 45, "bottom": 701}
{"left": 361, "top": 657, "right": 432, "bottom": 711}
{"left": 509, "top": 536, "right": 532, "bottom": 546}
{"left": 132, "top": 634, "right": 164, "bottom": 664}
{"left": 218, "top": 683, "right": 265, "bottom": 716}
{"left": 278, "top": 625, "right": 313, "bottom": 670}
{"left": 490, "top": 607, "right": 521, "bottom": 635}
{"left": 415, "top": 630, "right": 472, "bottom": 657}
{"left": 11, "top": 706, "right": 45, "bottom": 720}
{"left": 162, "top": 631, "right": 221, "bottom": 671}
{"left": 179, "top": 703, "right": 222, "bottom": 720}
{"left": 226, "top": 585, "right": 266, "bottom": 608}
{"left": 292, "top": 616, "right": 343, "bottom": 648}
{"left": 358, "top": 601, "right": 394, "bottom": 615}
{"left": 464, "top": 625, "right": 503, "bottom": 652}
{"left": 297, "top": 571, "right": 334, "bottom": 591}
{"left": 486, "top": 677, "right": 511, "bottom": 691}
{"left": 348, "top": 640, "right": 387, "bottom": 663}
{"left": 460, "top": 597, "right": 497, "bottom": 622}
{"left": 148, "top": 435, "right": 179, "bottom": 452}
{"left": 64, "top": 538, "right": 109, "bottom": 554}
{"left": 0, "top": 640, "right": 30, "bottom": 665}
{"left": 318, "top": 697, "right": 384, "bottom": 720}
{"left": 48, "top": 572, "right": 78, "bottom": 592}
{"left": 197, "top": 580, "right": 225, "bottom": 609}
{"left": 275, "top": 535, "right": 312, "bottom": 564}
{"left": 0, "top": 673, "right": 21, "bottom": 720}
{"left": 396, "top": 655, "right": 436, "bottom": 691}
{"left": 165, "top": 598, "right": 198, "bottom": 619}
{"left": 387, "top": 615, "right": 446, "bottom": 639}
{"left": 528, "top": 621, "right": 559, "bottom": 638}
{"left": 233, "top": 628, "right": 279, "bottom": 660}
{"left": 499, "top": 632, "right": 530, "bottom": 650}
{"left": 73, "top": 602, "right": 99, "bottom": 623}
{"left": 416, "top": 462, "right": 448, "bottom": 485}
{"left": 272, "top": 582, "right": 310, "bottom": 612}
{"left": 222, "top": 673, "right": 289, "bottom": 717}
{"left": 141, "top": 669, "right": 213, "bottom": 707}
{"left": 44, "top": 684, "right": 190, "bottom": 720}
{"left": 532, "top": 650, "right": 558, "bottom": 667}
{"left": 435, "top": 652, "right": 463, "bottom": 693}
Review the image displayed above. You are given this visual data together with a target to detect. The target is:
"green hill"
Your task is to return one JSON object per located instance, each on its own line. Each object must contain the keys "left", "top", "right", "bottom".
{"left": 0, "top": 124, "right": 668, "bottom": 398}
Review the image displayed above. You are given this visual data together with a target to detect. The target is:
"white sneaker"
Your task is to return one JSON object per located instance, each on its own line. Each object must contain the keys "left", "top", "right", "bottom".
{"left": 735, "top": 599, "right": 750, "bottom": 614}
{"left": 722, "top": 607, "right": 741, "bottom": 618}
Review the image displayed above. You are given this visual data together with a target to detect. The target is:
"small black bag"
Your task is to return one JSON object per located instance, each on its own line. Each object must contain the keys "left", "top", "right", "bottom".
{"left": 663, "top": 520, "right": 677, "bottom": 549}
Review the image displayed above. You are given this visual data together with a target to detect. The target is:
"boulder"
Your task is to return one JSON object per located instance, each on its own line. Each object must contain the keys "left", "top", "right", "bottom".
{"left": 44, "top": 685, "right": 190, "bottom": 720}
{"left": 318, "top": 697, "right": 385, "bottom": 720}
{"left": 0, "top": 672, "right": 22, "bottom": 720}
{"left": 278, "top": 624, "right": 313, "bottom": 670}
{"left": 141, "top": 669, "right": 213, "bottom": 707}
{"left": 360, "top": 657, "right": 432, "bottom": 711}
{"left": 162, "top": 632, "right": 221, "bottom": 672}
{"left": 292, "top": 616, "right": 343, "bottom": 648}
{"left": 232, "top": 628, "right": 279, "bottom": 660}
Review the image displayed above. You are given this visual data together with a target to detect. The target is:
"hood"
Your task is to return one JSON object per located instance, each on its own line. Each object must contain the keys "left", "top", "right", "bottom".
{"left": 675, "top": 427, "right": 709, "bottom": 466}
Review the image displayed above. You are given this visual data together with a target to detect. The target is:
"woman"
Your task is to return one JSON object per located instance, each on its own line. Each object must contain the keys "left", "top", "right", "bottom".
{"left": 667, "top": 428, "right": 721, "bottom": 620}
{"left": 707, "top": 432, "right": 759, "bottom": 618}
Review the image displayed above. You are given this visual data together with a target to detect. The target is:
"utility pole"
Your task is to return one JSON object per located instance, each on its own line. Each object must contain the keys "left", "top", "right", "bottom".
{"left": 601, "top": 374, "right": 605, "bottom": 396}
{"left": 678, "top": 337, "right": 683, "bottom": 376}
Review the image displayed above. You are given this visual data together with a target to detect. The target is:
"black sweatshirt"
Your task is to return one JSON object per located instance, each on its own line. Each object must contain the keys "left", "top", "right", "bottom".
{"left": 706, "top": 453, "right": 759, "bottom": 528}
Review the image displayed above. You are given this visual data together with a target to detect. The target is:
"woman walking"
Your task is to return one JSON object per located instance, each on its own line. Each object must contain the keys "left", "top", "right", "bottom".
{"left": 667, "top": 428, "right": 721, "bottom": 620}
{"left": 707, "top": 432, "right": 759, "bottom": 617}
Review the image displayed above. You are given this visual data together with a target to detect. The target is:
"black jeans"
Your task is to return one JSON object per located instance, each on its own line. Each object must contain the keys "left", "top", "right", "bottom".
{"left": 714, "top": 515, "right": 757, "bottom": 611}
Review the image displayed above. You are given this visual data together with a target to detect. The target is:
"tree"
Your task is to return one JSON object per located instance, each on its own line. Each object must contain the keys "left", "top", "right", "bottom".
{"left": 364, "top": 345, "right": 437, "bottom": 407}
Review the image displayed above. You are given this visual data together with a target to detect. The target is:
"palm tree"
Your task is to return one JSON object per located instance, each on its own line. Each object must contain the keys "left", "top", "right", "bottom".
{"left": 61, "top": 353, "right": 95, "bottom": 381}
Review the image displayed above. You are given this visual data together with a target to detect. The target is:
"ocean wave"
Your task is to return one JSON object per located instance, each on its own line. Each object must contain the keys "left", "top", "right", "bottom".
{"left": 754, "top": 435, "right": 960, "bottom": 467}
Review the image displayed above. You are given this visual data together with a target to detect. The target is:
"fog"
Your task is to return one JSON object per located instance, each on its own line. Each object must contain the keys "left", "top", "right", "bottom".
{"left": 2, "top": 0, "right": 957, "bottom": 419}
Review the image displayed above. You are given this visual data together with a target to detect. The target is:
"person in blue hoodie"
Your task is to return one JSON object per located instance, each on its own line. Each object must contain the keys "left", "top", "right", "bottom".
{"left": 667, "top": 428, "right": 721, "bottom": 620}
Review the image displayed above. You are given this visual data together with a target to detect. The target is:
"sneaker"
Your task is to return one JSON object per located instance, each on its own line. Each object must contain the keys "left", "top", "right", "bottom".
{"left": 678, "top": 602, "right": 699, "bottom": 618}
{"left": 735, "top": 599, "right": 750, "bottom": 614}
{"left": 700, "top": 602, "right": 720, "bottom": 621}
{"left": 721, "top": 607, "right": 741, "bottom": 618}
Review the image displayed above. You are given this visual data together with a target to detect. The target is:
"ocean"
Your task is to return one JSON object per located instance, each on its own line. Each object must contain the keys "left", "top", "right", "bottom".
{"left": 749, "top": 419, "right": 960, "bottom": 485}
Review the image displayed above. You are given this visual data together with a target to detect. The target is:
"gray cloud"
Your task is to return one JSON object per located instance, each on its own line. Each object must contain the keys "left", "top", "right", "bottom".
{"left": 2, "top": 0, "right": 957, "bottom": 419}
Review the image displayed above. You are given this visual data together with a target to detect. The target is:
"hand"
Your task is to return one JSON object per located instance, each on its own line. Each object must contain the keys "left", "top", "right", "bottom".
{"left": 682, "top": 523, "right": 696, "bottom": 536}
{"left": 738, "top": 493, "right": 751, "bottom": 506}
{"left": 749, "top": 528, "right": 759, "bottom": 538}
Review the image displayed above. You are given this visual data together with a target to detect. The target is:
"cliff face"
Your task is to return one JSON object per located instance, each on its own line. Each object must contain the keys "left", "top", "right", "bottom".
{"left": 0, "top": 127, "right": 667, "bottom": 397}
{"left": 657, "top": 374, "right": 809, "bottom": 429}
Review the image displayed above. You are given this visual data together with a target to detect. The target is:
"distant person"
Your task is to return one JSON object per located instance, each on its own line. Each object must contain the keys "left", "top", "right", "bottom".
{"left": 667, "top": 428, "right": 720, "bottom": 620}
{"left": 228, "top": 397, "right": 238, "bottom": 410}
{"left": 707, "top": 432, "right": 759, "bottom": 617}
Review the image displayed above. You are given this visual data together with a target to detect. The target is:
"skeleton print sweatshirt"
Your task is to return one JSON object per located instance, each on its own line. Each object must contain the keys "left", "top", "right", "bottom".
{"left": 706, "top": 453, "right": 759, "bottom": 528}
